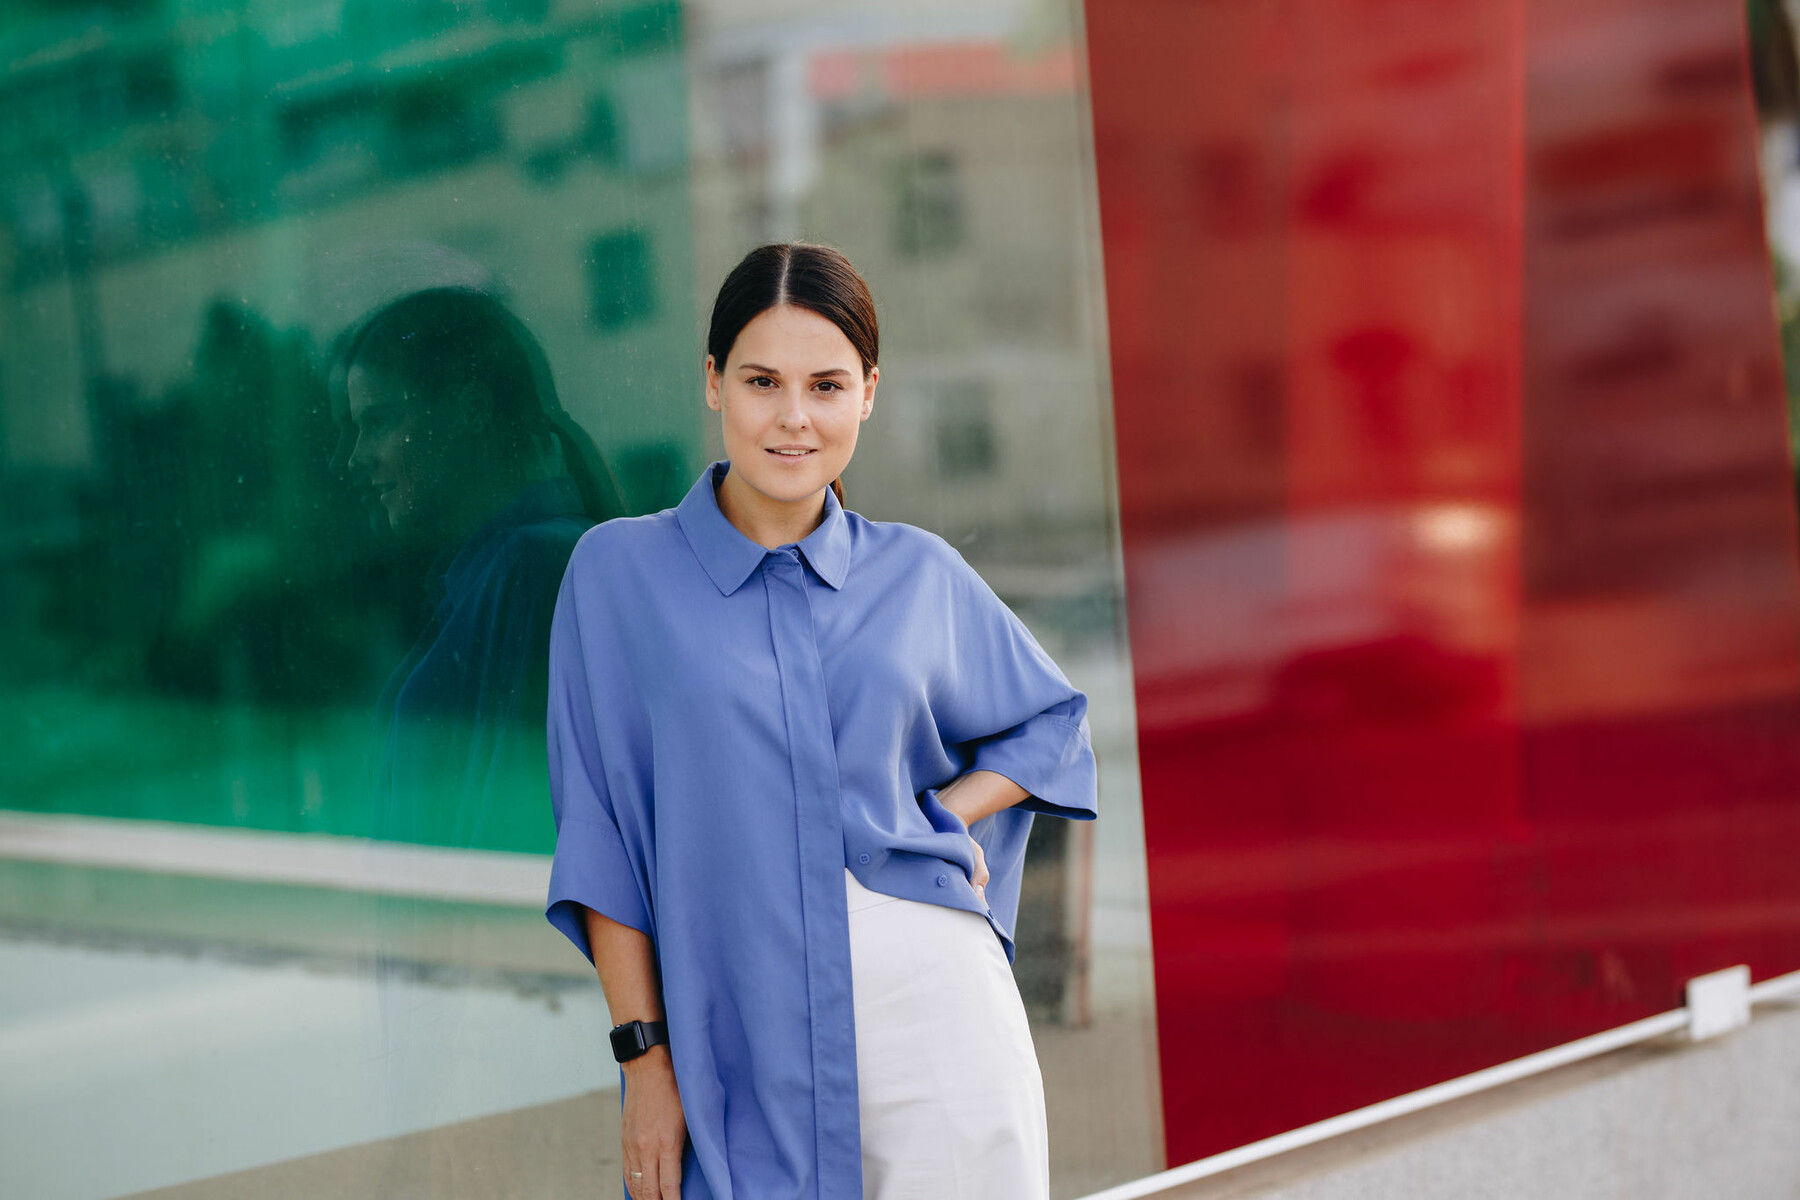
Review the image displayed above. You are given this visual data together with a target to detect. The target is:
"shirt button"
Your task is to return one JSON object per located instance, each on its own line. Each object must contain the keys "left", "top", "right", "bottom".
{"left": 857, "top": 852, "right": 871, "bottom": 865}
{"left": 935, "top": 874, "right": 948, "bottom": 887}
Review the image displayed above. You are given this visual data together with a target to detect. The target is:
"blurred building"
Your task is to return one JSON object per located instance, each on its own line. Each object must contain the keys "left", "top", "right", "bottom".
{"left": 0, "top": 0, "right": 699, "bottom": 495}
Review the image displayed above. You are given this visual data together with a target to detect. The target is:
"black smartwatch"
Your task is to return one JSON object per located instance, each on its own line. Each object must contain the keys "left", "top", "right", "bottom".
{"left": 610, "top": 1019, "right": 670, "bottom": 1063}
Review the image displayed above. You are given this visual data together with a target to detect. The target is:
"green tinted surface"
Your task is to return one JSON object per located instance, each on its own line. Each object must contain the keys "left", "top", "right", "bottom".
{"left": 3, "top": 688, "right": 376, "bottom": 835}
{"left": 0, "top": 0, "right": 696, "bottom": 846}
{"left": 0, "top": 686, "right": 559, "bottom": 851}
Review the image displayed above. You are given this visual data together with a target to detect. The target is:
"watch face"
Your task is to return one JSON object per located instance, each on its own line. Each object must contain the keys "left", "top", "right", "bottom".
{"left": 610, "top": 1023, "right": 645, "bottom": 1061}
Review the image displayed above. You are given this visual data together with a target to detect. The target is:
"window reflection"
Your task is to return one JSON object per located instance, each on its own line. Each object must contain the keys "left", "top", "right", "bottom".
{"left": 332, "top": 287, "right": 620, "bottom": 851}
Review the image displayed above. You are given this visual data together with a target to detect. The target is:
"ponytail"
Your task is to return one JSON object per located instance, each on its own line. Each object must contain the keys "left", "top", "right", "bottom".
{"left": 548, "top": 414, "right": 628, "bottom": 522}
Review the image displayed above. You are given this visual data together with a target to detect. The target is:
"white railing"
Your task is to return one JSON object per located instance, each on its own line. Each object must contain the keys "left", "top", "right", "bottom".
{"left": 1077, "top": 965, "right": 1800, "bottom": 1200}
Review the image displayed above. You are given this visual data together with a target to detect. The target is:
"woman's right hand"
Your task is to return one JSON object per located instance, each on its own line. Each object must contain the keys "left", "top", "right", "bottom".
{"left": 621, "top": 1046, "right": 686, "bottom": 1199}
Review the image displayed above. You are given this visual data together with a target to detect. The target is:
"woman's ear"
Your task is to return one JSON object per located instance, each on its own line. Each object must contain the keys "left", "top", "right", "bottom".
{"left": 447, "top": 381, "right": 496, "bottom": 437}
{"left": 705, "top": 354, "right": 723, "bottom": 413}
{"left": 860, "top": 366, "right": 878, "bottom": 420}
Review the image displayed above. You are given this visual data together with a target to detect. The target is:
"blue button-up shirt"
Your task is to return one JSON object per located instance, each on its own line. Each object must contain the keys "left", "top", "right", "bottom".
{"left": 545, "top": 460, "right": 1097, "bottom": 1198}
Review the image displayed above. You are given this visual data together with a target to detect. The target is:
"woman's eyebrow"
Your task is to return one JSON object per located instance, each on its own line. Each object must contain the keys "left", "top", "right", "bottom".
{"left": 736, "top": 363, "right": 853, "bottom": 379}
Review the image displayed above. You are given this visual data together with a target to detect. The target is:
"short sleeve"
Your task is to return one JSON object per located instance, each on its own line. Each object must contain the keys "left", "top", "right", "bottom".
{"left": 545, "top": 566, "right": 654, "bottom": 962}
{"left": 970, "top": 707, "right": 1096, "bottom": 820}
{"left": 938, "top": 542, "right": 1098, "bottom": 821}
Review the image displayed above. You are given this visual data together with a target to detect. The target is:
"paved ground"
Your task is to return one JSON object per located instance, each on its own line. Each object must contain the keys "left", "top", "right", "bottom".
{"left": 114, "top": 1006, "right": 1162, "bottom": 1200}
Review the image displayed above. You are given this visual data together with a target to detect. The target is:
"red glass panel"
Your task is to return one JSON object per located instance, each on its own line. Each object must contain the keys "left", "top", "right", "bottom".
{"left": 1085, "top": 0, "right": 1800, "bottom": 1166}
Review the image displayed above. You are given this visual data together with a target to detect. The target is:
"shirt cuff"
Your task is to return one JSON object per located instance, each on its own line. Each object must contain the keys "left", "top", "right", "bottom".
{"left": 545, "top": 814, "right": 653, "bottom": 963}
{"left": 970, "top": 715, "right": 1098, "bottom": 820}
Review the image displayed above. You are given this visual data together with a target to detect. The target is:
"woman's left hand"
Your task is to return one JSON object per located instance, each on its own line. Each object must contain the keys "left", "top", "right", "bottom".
{"left": 938, "top": 776, "right": 995, "bottom": 905}
{"left": 966, "top": 834, "right": 989, "bottom": 905}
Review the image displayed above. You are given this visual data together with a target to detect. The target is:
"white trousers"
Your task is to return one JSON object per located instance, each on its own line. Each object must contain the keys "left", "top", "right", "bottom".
{"left": 845, "top": 869, "right": 1050, "bottom": 1200}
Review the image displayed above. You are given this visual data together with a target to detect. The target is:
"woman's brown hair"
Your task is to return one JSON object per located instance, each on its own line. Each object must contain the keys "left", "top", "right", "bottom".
{"left": 706, "top": 243, "right": 878, "bottom": 506}
{"left": 338, "top": 287, "right": 626, "bottom": 521}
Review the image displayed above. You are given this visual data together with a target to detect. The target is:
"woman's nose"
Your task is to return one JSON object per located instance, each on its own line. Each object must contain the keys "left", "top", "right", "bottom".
{"left": 776, "top": 393, "right": 808, "bottom": 429}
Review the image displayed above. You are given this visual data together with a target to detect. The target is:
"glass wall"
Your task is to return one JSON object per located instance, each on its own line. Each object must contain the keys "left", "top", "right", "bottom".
{"left": 1087, "top": 0, "right": 1800, "bottom": 1171}
{"left": 0, "top": 1, "right": 1158, "bottom": 1197}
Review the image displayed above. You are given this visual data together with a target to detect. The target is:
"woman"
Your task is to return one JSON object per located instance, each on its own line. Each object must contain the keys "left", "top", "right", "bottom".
{"left": 545, "top": 245, "right": 1097, "bottom": 1199}
{"left": 336, "top": 286, "right": 625, "bottom": 849}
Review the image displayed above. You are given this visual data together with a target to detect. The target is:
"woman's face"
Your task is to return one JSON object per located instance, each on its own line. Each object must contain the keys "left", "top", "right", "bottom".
{"left": 705, "top": 305, "right": 876, "bottom": 507}
{"left": 344, "top": 362, "right": 464, "bottom": 537}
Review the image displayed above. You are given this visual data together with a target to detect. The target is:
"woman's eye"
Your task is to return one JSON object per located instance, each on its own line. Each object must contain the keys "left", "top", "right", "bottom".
{"left": 749, "top": 376, "right": 776, "bottom": 389}
{"left": 815, "top": 380, "right": 841, "bottom": 394}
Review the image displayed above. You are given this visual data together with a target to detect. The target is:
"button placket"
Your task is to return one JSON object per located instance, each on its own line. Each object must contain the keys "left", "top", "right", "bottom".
{"left": 761, "top": 550, "right": 862, "bottom": 1189}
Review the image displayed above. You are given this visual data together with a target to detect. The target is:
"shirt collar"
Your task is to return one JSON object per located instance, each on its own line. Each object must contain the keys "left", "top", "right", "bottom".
{"left": 676, "top": 460, "right": 851, "bottom": 595}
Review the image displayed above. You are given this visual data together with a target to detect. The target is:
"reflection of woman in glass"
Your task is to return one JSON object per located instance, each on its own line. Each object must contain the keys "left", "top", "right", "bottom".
{"left": 545, "top": 245, "right": 1097, "bottom": 1198}
{"left": 338, "top": 287, "right": 624, "bottom": 850}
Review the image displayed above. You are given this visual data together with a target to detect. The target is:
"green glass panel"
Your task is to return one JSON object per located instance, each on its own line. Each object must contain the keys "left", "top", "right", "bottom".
{"left": 0, "top": 0, "right": 700, "bottom": 851}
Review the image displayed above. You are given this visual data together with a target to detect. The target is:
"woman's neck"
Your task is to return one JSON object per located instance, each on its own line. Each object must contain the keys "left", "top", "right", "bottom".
{"left": 716, "top": 469, "right": 826, "bottom": 549}
{"left": 421, "top": 459, "right": 540, "bottom": 554}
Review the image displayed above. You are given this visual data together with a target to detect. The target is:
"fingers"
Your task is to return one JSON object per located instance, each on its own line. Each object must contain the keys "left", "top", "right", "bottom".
{"left": 626, "top": 1129, "right": 682, "bottom": 1199}
{"left": 969, "top": 837, "right": 990, "bottom": 895}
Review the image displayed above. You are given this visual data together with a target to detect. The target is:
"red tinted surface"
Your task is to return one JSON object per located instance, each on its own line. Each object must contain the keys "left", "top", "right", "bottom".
{"left": 1085, "top": 0, "right": 1800, "bottom": 1166}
